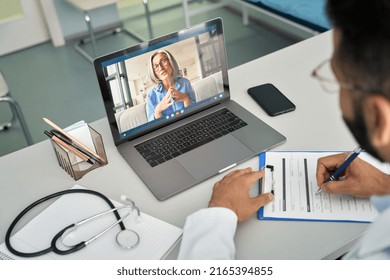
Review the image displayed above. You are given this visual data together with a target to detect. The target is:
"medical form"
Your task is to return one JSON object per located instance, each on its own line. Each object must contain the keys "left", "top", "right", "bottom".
{"left": 258, "top": 151, "right": 390, "bottom": 222}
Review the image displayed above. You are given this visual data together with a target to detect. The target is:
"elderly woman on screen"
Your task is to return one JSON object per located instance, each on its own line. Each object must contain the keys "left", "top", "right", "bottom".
{"left": 146, "top": 50, "right": 195, "bottom": 121}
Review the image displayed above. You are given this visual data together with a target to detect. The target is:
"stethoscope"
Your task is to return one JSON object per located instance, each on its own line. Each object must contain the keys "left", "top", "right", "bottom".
{"left": 5, "top": 189, "right": 141, "bottom": 258}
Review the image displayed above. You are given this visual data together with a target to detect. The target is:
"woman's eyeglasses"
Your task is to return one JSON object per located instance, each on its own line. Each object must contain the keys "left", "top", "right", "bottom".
{"left": 152, "top": 58, "right": 169, "bottom": 71}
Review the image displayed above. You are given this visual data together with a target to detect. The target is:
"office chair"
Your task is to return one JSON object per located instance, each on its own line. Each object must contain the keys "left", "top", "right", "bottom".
{"left": 0, "top": 70, "right": 33, "bottom": 146}
{"left": 67, "top": 0, "right": 153, "bottom": 62}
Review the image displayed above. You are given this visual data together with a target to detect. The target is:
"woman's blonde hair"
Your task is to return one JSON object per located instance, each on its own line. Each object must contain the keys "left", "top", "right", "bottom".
{"left": 148, "top": 50, "right": 180, "bottom": 84}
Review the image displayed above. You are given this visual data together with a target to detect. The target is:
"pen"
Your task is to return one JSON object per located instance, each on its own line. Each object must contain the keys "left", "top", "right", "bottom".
{"left": 44, "top": 131, "right": 93, "bottom": 165}
{"left": 43, "top": 118, "right": 105, "bottom": 163}
{"left": 316, "top": 147, "right": 362, "bottom": 194}
{"left": 50, "top": 129, "right": 98, "bottom": 163}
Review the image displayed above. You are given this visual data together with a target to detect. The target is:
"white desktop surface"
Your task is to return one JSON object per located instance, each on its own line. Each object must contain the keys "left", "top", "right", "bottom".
{"left": 0, "top": 31, "right": 368, "bottom": 259}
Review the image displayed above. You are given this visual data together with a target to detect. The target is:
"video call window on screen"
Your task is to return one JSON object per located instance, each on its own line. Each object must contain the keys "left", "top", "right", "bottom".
{"left": 103, "top": 30, "right": 225, "bottom": 138}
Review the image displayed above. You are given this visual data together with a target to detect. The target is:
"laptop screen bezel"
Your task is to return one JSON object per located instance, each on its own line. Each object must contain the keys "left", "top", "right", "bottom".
{"left": 93, "top": 18, "right": 230, "bottom": 146}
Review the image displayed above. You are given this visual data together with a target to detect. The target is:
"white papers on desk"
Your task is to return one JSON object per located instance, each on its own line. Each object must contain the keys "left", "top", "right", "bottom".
{"left": 65, "top": 121, "right": 95, "bottom": 164}
{"left": 258, "top": 151, "right": 390, "bottom": 223}
{"left": 0, "top": 185, "right": 182, "bottom": 260}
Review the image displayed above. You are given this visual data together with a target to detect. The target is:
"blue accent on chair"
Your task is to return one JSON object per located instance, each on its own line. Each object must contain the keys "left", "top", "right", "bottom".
{"left": 245, "top": 0, "right": 332, "bottom": 32}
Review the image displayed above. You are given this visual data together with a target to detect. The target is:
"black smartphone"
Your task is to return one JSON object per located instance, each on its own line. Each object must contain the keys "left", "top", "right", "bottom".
{"left": 247, "top": 83, "right": 296, "bottom": 116}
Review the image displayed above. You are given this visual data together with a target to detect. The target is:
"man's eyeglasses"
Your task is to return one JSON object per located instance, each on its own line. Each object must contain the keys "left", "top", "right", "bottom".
{"left": 152, "top": 58, "right": 169, "bottom": 71}
{"left": 311, "top": 59, "right": 355, "bottom": 93}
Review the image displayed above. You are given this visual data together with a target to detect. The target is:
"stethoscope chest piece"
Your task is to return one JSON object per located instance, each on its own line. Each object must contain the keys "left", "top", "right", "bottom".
{"left": 116, "top": 229, "right": 139, "bottom": 249}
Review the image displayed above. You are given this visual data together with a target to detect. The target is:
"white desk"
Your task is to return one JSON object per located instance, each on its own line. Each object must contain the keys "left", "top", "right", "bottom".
{"left": 0, "top": 31, "right": 367, "bottom": 259}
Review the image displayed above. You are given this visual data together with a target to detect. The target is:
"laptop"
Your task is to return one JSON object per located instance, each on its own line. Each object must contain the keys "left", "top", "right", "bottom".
{"left": 93, "top": 18, "right": 286, "bottom": 201}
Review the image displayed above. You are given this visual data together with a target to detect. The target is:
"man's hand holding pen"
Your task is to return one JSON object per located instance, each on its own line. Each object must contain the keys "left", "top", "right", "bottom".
{"left": 316, "top": 151, "right": 390, "bottom": 197}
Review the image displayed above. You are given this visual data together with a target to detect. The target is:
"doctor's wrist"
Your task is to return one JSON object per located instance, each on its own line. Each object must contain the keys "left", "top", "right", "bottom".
{"left": 208, "top": 201, "right": 237, "bottom": 217}
{"left": 207, "top": 204, "right": 238, "bottom": 219}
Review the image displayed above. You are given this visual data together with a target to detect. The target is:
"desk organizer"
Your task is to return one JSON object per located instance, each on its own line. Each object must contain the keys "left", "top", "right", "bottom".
{"left": 50, "top": 126, "right": 108, "bottom": 180}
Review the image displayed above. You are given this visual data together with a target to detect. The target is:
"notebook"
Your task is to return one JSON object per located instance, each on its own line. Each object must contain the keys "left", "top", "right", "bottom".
{"left": 0, "top": 185, "right": 182, "bottom": 260}
{"left": 93, "top": 18, "right": 286, "bottom": 201}
{"left": 258, "top": 151, "right": 390, "bottom": 222}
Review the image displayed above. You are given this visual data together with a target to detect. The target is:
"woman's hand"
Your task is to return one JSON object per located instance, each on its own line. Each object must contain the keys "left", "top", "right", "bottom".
{"left": 154, "top": 91, "right": 174, "bottom": 119}
{"left": 170, "top": 87, "right": 190, "bottom": 107}
{"left": 154, "top": 87, "right": 191, "bottom": 119}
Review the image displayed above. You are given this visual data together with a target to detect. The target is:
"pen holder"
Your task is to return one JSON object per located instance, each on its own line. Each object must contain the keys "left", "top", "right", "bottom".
{"left": 50, "top": 126, "right": 108, "bottom": 180}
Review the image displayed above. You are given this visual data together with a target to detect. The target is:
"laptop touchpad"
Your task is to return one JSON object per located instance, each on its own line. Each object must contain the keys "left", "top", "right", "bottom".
{"left": 176, "top": 135, "right": 253, "bottom": 180}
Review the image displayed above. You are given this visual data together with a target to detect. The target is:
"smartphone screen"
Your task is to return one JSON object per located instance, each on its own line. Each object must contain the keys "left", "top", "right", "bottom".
{"left": 248, "top": 83, "right": 296, "bottom": 116}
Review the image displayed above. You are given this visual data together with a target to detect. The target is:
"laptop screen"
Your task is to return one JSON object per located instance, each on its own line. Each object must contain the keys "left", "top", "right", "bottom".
{"left": 94, "top": 18, "right": 229, "bottom": 145}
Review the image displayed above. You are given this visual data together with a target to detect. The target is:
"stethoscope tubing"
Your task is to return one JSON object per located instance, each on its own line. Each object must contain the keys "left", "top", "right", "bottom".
{"left": 5, "top": 189, "right": 126, "bottom": 257}
{"left": 62, "top": 205, "right": 136, "bottom": 247}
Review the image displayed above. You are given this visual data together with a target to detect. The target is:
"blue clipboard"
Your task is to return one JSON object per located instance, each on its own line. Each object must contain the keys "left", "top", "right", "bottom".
{"left": 257, "top": 151, "right": 374, "bottom": 223}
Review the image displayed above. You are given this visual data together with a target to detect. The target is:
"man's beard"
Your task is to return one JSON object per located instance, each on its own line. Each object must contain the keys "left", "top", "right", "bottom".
{"left": 343, "top": 109, "right": 383, "bottom": 161}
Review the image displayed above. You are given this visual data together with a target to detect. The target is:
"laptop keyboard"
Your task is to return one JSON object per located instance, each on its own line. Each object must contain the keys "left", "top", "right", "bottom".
{"left": 135, "top": 108, "right": 248, "bottom": 167}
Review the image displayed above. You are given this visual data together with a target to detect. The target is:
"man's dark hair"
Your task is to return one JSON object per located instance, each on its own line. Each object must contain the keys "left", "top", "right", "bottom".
{"left": 326, "top": 0, "right": 390, "bottom": 96}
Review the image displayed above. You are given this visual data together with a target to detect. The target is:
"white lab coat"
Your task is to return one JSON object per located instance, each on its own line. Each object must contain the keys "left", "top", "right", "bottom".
{"left": 178, "top": 195, "right": 390, "bottom": 259}
{"left": 343, "top": 195, "right": 390, "bottom": 259}
{"left": 178, "top": 207, "right": 237, "bottom": 259}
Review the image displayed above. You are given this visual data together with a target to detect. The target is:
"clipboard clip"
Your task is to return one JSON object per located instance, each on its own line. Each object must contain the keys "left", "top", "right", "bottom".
{"left": 266, "top": 165, "right": 275, "bottom": 194}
